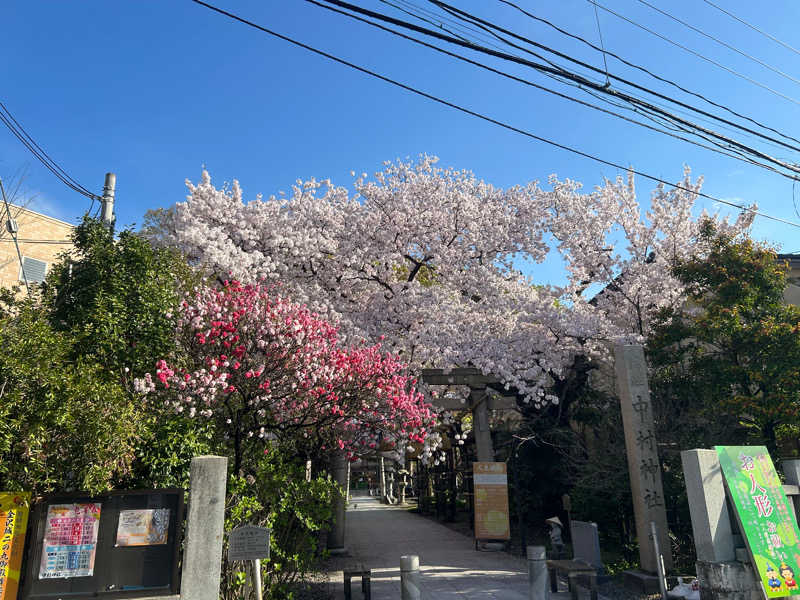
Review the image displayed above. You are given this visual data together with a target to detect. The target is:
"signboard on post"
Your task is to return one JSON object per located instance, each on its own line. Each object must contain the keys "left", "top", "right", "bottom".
{"left": 473, "top": 462, "right": 510, "bottom": 541}
{"left": 0, "top": 492, "right": 30, "bottom": 600}
{"left": 228, "top": 525, "right": 270, "bottom": 562}
{"left": 716, "top": 446, "right": 800, "bottom": 598}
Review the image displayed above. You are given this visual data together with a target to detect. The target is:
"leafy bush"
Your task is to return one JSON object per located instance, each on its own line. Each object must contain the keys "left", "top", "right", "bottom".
{"left": 220, "top": 448, "right": 338, "bottom": 600}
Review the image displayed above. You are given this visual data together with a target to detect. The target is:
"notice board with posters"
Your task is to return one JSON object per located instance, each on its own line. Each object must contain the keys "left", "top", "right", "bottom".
{"left": 473, "top": 462, "right": 510, "bottom": 541}
{"left": 20, "top": 489, "right": 183, "bottom": 600}
{"left": 716, "top": 446, "right": 800, "bottom": 598}
{"left": 1, "top": 492, "right": 31, "bottom": 600}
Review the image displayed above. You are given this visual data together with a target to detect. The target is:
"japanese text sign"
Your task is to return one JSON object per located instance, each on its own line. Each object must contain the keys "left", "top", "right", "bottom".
{"left": 38, "top": 503, "right": 101, "bottom": 579}
{"left": 0, "top": 492, "right": 30, "bottom": 600}
{"left": 716, "top": 446, "right": 800, "bottom": 597}
{"left": 228, "top": 525, "right": 270, "bottom": 561}
{"left": 473, "top": 462, "right": 510, "bottom": 541}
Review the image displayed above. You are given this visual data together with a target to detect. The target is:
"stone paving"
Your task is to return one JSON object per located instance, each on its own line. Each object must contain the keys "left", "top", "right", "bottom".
{"left": 325, "top": 495, "right": 608, "bottom": 599}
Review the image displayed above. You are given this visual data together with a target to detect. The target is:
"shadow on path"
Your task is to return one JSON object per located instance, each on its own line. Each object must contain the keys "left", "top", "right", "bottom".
{"left": 325, "top": 497, "right": 596, "bottom": 599}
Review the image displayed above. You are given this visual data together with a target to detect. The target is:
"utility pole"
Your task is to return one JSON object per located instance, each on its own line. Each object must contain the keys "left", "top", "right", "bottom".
{"left": 101, "top": 172, "right": 116, "bottom": 231}
{"left": 0, "top": 178, "right": 29, "bottom": 296}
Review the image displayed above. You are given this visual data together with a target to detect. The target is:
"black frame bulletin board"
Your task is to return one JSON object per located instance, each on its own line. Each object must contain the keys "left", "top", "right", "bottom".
{"left": 20, "top": 489, "right": 184, "bottom": 600}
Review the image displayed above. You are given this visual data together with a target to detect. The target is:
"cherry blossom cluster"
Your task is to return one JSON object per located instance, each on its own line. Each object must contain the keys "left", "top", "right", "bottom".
{"left": 134, "top": 280, "right": 435, "bottom": 462}
{"left": 157, "top": 157, "right": 754, "bottom": 408}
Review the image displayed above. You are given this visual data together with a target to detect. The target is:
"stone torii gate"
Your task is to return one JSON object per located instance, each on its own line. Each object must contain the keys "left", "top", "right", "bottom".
{"left": 420, "top": 368, "right": 517, "bottom": 462}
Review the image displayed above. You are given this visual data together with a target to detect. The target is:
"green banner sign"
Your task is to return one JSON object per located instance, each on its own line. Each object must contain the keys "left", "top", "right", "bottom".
{"left": 716, "top": 446, "right": 800, "bottom": 597}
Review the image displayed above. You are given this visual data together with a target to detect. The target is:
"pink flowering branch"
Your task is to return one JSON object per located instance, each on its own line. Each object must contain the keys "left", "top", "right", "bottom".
{"left": 135, "top": 280, "right": 435, "bottom": 472}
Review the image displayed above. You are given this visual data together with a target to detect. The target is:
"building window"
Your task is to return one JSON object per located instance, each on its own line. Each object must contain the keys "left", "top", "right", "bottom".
{"left": 20, "top": 256, "right": 48, "bottom": 284}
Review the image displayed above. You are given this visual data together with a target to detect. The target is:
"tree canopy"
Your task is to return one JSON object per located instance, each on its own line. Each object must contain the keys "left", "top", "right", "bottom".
{"left": 648, "top": 222, "right": 800, "bottom": 454}
{"left": 158, "top": 156, "right": 754, "bottom": 406}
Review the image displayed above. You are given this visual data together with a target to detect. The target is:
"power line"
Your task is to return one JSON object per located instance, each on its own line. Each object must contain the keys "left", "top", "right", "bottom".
{"left": 395, "top": 0, "right": 800, "bottom": 158}
{"left": 590, "top": 0, "right": 610, "bottom": 86}
{"left": 186, "top": 0, "right": 800, "bottom": 229}
{"left": 701, "top": 0, "right": 800, "bottom": 58}
{"left": 634, "top": 0, "right": 800, "bottom": 88}
{"left": 317, "top": 0, "right": 800, "bottom": 178}
{"left": 308, "top": 0, "right": 794, "bottom": 175}
{"left": 378, "top": 0, "right": 470, "bottom": 43}
{"left": 425, "top": 1, "right": 800, "bottom": 174}
{"left": 495, "top": 0, "right": 800, "bottom": 148}
{"left": 382, "top": 0, "right": 800, "bottom": 160}
{"left": 428, "top": 0, "right": 800, "bottom": 165}
{"left": 0, "top": 101, "right": 100, "bottom": 210}
{"left": 588, "top": 0, "right": 800, "bottom": 109}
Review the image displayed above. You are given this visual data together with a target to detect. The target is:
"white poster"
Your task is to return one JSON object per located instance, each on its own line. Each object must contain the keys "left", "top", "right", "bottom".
{"left": 39, "top": 503, "right": 101, "bottom": 579}
{"left": 115, "top": 509, "right": 170, "bottom": 546}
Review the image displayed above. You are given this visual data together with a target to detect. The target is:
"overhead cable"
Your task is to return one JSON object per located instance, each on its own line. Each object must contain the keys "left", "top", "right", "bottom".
{"left": 701, "top": 0, "right": 800, "bottom": 58}
{"left": 394, "top": 0, "right": 800, "bottom": 156}
{"left": 587, "top": 0, "right": 800, "bottom": 109}
{"left": 495, "top": 0, "right": 800, "bottom": 147}
{"left": 314, "top": 0, "right": 800, "bottom": 178}
{"left": 186, "top": 0, "right": 800, "bottom": 229}
{"left": 428, "top": 0, "right": 800, "bottom": 159}
{"left": 0, "top": 102, "right": 100, "bottom": 208}
{"left": 634, "top": 0, "right": 800, "bottom": 87}
{"left": 307, "top": 0, "right": 794, "bottom": 175}
{"left": 590, "top": 0, "right": 610, "bottom": 86}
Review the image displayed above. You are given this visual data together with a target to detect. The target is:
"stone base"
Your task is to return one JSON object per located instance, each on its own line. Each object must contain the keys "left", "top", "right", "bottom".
{"left": 695, "top": 560, "right": 762, "bottom": 600}
{"left": 327, "top": 547, "right": 349, "bottom": 556}
{"left": 623, "top": 569, "right": 662, "bottom": 594}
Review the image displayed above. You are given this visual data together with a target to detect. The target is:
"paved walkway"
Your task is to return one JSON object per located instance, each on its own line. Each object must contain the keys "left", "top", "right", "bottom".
{"left": 325, "top": 496, "right": 605, "bottom": 599}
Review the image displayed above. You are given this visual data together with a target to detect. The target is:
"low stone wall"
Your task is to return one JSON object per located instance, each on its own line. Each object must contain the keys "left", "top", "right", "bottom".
{"left": 696, "top": 560, "right": 762, "bottom": 600}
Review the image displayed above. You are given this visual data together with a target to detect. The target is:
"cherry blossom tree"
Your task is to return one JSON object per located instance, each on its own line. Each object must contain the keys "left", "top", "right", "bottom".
{"left": 158, "top": 156, "right": 754, "bottom": 407}
{"left": 135, "top": 281, "right": 434, "bottom": 472}
{"left": 545, "top": 168, "right": 754, "bottom": 336}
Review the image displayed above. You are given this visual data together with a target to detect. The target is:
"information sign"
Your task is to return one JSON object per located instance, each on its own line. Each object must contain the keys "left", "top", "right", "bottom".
{"left": 716, "top": 446, "right": 800, "bottom": 598}
{"left": 228, "top": 525, "right": 270, "bottom": 562}
{"left": 38, "top": 503, "right": 101, "bottom": 579}
{"left": 473, "top": 462, "right": 510, "bottom": 540}
{"left": 0, "top": 492, "right": 30, "bottom": 600}
{"left": 115, "top": 509, "right": 170, "bottom": 547}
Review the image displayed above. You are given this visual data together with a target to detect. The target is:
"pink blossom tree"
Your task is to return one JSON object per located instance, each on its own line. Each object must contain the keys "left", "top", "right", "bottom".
{"left": 159, "top": 156, "right": 754, "bottom": 407}
{"left": 135, "top": 281, "right": 434, "bottom": 472}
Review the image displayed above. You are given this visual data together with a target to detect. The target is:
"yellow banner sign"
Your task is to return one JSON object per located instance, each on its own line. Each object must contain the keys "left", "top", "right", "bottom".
{"left": 0, "top": 492, "right": 31, "bottom": 600}
{"left": 473, "top": 462, "right": 510, "bottom": 540}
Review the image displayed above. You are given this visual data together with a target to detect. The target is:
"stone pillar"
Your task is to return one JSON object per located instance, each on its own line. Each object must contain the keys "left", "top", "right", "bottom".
{"left": 400, "top": 555, "right": 422, "bottom": 600}
{"left": 527, "top": 546, "right": 547, "bottom": 600}
{"left": 471, "top": 387, "right": 495, "bottom": 463}
{"left": 680, "top": 449, "right": 736, "bottom": 562}
{"left": 181, "top": 455, "right": 228, "bottom": 600}
{"left": 615, "top": 344, "right": 673, "bottom": 572}
{"left": 328, "top": 451, "right": 348, "bottom": 553}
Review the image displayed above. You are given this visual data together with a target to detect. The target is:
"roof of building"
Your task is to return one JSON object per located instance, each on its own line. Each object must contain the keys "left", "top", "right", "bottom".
{"left": 6, "top": 203, "right": 75, "bottom": 229}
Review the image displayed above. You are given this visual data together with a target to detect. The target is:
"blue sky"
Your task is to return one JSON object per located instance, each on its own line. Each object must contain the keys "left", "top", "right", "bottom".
{"left": 3, "top": 0, "right": 800, "bottom": 284}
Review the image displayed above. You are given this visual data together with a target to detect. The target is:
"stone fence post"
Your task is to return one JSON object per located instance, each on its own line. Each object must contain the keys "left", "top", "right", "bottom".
{"left": 328, "top": 450, "right": 348, "bottom": 553}
{"left": 681, "top": 449, "right": 760, "bottom": 600}
{"left": 181, "top": 455, "right": 228, "bottom": 600}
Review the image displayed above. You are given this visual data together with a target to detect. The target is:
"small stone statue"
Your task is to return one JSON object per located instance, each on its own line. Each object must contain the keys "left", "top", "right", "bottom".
{"left": 546, "top": 516, "right": 565, "bottom": 558}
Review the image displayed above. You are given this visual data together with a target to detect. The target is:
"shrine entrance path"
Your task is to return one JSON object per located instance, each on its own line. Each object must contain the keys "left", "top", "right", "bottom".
{"left": 324, "top": 495, "right": 598, "bottom": 599}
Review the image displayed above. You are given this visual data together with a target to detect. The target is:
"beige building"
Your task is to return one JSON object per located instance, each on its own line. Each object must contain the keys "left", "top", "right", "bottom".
{"left": 0, "top": 204, "right": 74, "bottom": 290}
{"left": 779, "top": 253, "right": 800, "bottom": 305}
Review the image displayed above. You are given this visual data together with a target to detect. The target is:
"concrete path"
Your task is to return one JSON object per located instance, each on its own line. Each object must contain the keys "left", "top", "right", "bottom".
{"left": 325, "top": 496, "right": 605, "bottom": 599}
